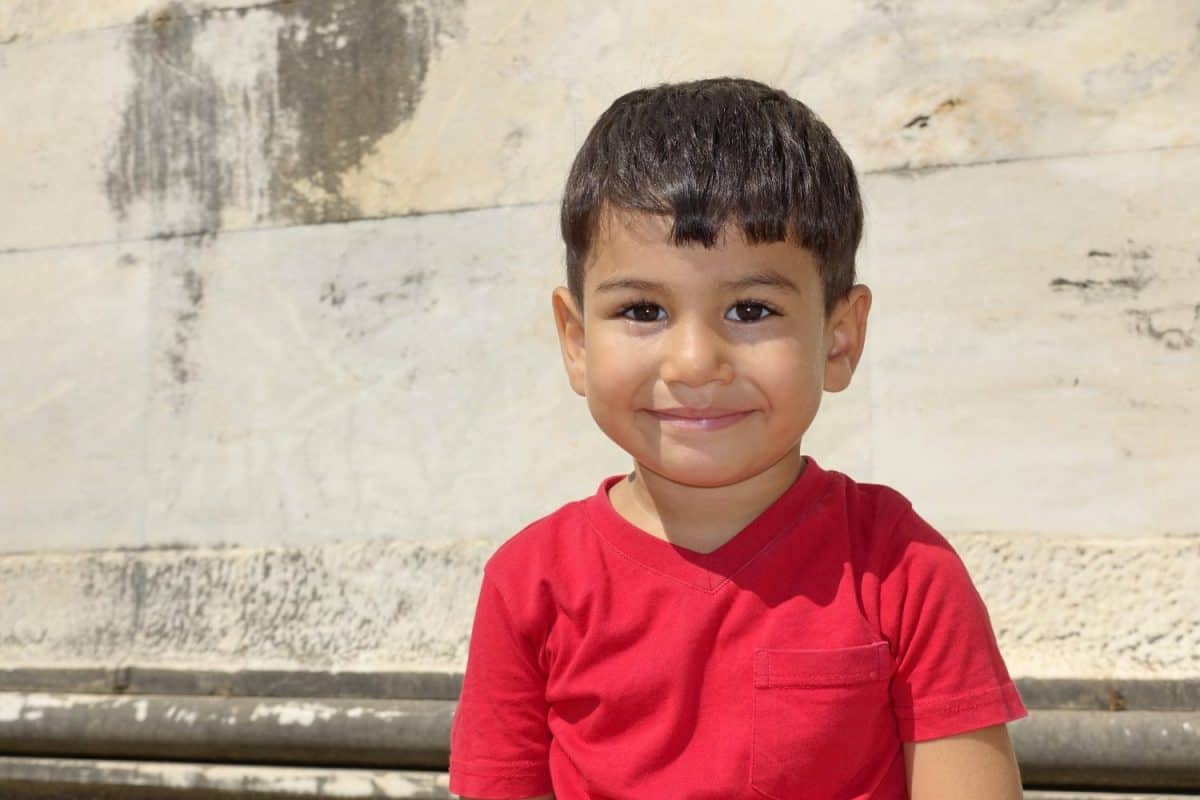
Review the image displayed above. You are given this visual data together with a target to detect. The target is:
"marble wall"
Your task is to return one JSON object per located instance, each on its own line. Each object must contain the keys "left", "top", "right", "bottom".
{"left": 0, "top": 1, "right": 1197, "bottom": 677}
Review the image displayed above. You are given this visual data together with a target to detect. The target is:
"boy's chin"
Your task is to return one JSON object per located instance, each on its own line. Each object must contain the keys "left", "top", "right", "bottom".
{"left": 631, "top": 457, "right": 785, "bottom": 490}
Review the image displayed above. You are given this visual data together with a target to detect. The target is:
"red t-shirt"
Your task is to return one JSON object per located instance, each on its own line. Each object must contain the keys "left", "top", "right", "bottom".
{"left": 449, "top": 459, "right": 1026, "bottom": 799}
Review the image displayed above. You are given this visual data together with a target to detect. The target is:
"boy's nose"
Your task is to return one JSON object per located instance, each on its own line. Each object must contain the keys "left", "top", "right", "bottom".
{"left": 660, "top": 317, "right": 734, "bottom": 388}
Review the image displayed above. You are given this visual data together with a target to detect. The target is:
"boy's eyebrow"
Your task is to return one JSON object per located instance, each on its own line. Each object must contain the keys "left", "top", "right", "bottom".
{"left": 593, "top": 277, "right": 660, "bottom": 294}
{"left": 593, "top": 270, "right": 801, "bottom": 295}
{"left": 720, "top": 270, "right": 801, "bottom": 293}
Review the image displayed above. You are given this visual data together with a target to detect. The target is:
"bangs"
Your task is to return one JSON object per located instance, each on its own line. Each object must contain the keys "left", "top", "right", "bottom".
{"left": 562, "top": 78, "right": 862, "bottom": 314}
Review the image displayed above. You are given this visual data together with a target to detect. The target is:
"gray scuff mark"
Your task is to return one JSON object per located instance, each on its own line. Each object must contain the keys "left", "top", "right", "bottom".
{"left": 1126, "top": 304, "right": 1200, "bottom": 351}
{"left": 148, "top": 244, "right": 210, "bottom": 410}
{"left": 1049, "top": 239, "right": 1157, "bottom": 300}
{"left": 269, "top": 0, "right": 465, "bottom": 223}
{"left": 320, "top": 281, "right": 348, "bottom": 308}
{"left": 317, "top": 269, "right": 436, "bottom": 340}
{"left": 166, "top": 263, "right": 206, "bottom": 390}
{"left": 902, "top": 97, "right": 963, "bottom": 131}
{"left": 1049, "top": 238, "right": 1200, "bottom": 351}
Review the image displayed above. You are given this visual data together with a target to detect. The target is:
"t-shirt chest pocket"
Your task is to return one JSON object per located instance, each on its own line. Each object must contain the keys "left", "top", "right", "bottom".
{"left": 751, "top": 641, "right": 894, "bottom": 799}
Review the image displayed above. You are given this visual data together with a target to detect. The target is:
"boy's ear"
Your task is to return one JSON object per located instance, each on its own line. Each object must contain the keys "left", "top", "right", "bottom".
{"left": 552, "top": 286, "right": 587, "bottom": 397}
{"left": 824, "top": 284, "right": 872, "bottom": 393}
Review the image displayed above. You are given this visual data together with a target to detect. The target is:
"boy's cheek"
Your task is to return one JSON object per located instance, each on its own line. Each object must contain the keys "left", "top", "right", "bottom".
{"left": 586, "top": 352, "right": 649, "bottom": 396}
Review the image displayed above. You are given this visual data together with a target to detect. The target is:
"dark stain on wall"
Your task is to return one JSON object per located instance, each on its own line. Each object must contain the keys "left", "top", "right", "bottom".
{"left": 104, "top": 5, "right": 225, "bottom": 400}
{"left": 106, "top": 0, "right": 464, "bottom": 233}
{"left": 106, "top": 4, "right": 225, "bottom": 235}
{"left": 271, "top": 0, "right": 461, "bottom": 223}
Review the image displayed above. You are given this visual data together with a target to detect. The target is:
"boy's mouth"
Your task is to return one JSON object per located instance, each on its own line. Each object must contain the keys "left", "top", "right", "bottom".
{"left": 646, "top": 408, "right": 754, "bottom": 431}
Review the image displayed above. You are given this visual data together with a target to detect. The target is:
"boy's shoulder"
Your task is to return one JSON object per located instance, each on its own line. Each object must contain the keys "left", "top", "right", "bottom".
{"left": 826, "top": 466, "right": 915, "bottom": 521}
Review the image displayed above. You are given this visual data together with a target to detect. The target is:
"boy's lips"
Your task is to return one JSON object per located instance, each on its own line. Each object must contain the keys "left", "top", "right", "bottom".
{"left": 646, "top": 408, "right": 754, "bottom": 431}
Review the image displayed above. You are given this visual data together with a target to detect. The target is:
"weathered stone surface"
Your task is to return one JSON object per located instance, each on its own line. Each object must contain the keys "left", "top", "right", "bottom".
{"left": 2, "top": 0, "right": 1197, "bottom": 251}
{"left": 0, "top": 533, "right": 1195, "bottom": 678}
{"left": 1, "top": 0, "right": 466, "bottom": 252}
{"left": 954, "top": 534, "right": 1200, "bottom": 679}
{"left": 3, "top": 144, "right": 1197, "bottom": 550}
{"left": 136, "top": 204, "right": 626, "bottom": 549}
{"left": 0, "top": 241, "right": 152, "bottom": 551}
{"left": 0, "top": 538, "right": 492, "bottom": 669}
{"left": 864, "top": 146, "right": 1200, "bottom": 536}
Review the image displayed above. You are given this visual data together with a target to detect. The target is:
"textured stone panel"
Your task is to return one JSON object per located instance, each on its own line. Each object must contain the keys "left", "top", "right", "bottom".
{"left": 0, "top": 537, "right": 492, "bottom": 669}
{"left": 955, "top": 534, "right": 1200, "bottom": 679}
{"left": 0, "top": 242, "right": 152, "bottom": 551}
{"left": 0, "top": 533, "right": 1195, "bottom": 678}
{"left": 863, "top": 146, "right": 1200, "bottom": 536}
{"left": 2, "top": 0, "right": 1197, "bottom": 251}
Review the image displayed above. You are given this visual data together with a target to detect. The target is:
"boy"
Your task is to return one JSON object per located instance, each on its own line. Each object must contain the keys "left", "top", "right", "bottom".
{"left": 449, "top": 78, "right": 1027, "bottom": 799}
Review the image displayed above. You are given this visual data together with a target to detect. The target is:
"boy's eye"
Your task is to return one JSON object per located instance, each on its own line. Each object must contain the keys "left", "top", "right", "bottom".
{"left": 725, "top": 301, "right": 776, "bottom": 323}
{"left": 620, "top": 302, "right": 667, "bottom": 323}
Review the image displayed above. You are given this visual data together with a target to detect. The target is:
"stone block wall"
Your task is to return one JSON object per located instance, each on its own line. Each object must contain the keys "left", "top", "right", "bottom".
{"left": 1, "top": 1, "right": 1197, "bottom": 680}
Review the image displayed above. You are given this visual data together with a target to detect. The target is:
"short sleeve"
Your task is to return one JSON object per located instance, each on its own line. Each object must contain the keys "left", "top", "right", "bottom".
{"left": 879, "top": 509, "right": 1028, "bottom": 742}
{"left": 449, "top": 571, "right": 554, "bottom": 799}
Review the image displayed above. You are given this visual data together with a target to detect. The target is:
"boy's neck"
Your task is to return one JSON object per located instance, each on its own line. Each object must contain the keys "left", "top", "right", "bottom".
{"left": 608, "top": 451, "right": 806, "bottom": 554}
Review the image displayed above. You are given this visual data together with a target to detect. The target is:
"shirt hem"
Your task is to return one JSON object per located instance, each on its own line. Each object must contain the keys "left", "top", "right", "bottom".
{"left": 896, "top": 681, "right": 1029, "bottom": 742}
{"left": 449, "top": 763, "right": 554, "bottom": 799}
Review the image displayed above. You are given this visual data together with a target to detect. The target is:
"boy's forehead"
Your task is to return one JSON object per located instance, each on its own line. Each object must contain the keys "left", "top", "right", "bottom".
{"left": 587, "top": 207, "right": 674, "bottom": 258}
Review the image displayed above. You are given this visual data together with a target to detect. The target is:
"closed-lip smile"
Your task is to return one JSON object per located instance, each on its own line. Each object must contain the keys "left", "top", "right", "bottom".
{"left": 646, "top": 407, "right": 754, "bottom": 430}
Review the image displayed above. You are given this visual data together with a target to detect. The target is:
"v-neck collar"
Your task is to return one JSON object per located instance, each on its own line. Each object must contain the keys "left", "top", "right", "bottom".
{"left": 584, "top": 457, "right": 831, "bottom": 592}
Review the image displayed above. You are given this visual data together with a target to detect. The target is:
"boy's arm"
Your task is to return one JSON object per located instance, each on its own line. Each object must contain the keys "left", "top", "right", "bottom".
{"left": 458, "top": 796, "right": 553, "bottom": 800}
{"left": 449, "top": 570, "right": 554, "bottom": 798}
{"left": 904, "top": 723, "right": 1023, "bottom": 799}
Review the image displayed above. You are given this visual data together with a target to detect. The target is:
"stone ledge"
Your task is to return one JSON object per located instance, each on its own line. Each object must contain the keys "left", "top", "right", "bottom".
{"left": 1, "top": 533, "right": 1196, "bottom": 680}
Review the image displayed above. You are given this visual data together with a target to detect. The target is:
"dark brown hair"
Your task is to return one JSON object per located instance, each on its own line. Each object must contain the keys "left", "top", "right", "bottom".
{"left": 560, "top": 77, "right": 863, "bottom": 315}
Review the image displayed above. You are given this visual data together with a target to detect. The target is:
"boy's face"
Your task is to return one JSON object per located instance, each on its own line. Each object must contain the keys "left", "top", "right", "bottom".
{"left": 552, "top": 209, "right": 870, "bottom": 490}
